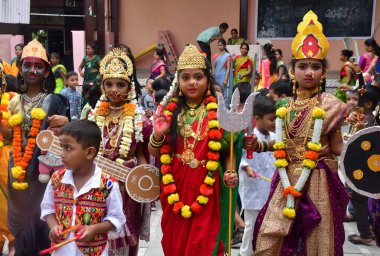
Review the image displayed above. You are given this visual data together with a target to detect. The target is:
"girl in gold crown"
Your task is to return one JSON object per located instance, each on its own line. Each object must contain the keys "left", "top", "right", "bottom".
{"left": 88, "top": 48, "right": 152, "bottom": 256}
{"left": 149, "top": 44, "right": 240, "bottom": 255}
{"left": 1, "top": 39, "right": 70, "bottom": 255}
{"left": 245, "top": 11, "right": 355, "bottom": 255}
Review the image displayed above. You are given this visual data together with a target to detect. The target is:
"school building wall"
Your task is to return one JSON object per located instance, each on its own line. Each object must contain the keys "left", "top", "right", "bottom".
{"left": 119, "top": 0, "right": 380, "bottom": 73}
{"left": 118, "top": 0, "right": 240, "bottom": 71}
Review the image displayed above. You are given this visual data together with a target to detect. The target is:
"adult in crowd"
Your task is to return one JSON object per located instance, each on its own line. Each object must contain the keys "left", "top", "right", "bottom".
{"left": 197, "top": 22, "right": 229, "bottom": 63}
{"left": 233, "top": 42, "right": 253, "bottom": 86}
{"left": 50, "top": 52, "right": 67, "bottom": 93}
{"left": 334, "top": 49, "right": 357, "bottom": 102}
{"left": 275, "top": 49, "right": 289, "bottom": 81}
{"left": 149, "top": 48, "right": 168, "bottom": 80}
{"left": 358, "top": 38, "right": 380, "bottom": 73}
{"left": 258, "top": 43, "right": 277, "bottom": 89}
{"left": 213, "top": 39, "right": 232, "bottom": 101}
{"left": 78, "top": 43, "right": 102, "bottom": 86}
{"left": 227, "top": 28, "right": 248, "bottom": 45}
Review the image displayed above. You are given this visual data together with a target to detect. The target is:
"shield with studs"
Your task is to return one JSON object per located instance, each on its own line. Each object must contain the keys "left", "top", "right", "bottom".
{"left": 340, "top": 126, "right": 380, "bottom": 199}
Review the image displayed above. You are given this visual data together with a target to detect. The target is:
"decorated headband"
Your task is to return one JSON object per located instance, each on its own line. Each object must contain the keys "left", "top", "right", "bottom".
{"left": 21, "top": 39, "right": 48, "bottom": 62}
{"left": 99, "top": 48, "right": 133, "bottom": 82}
{"left": 291, "top": 10, "right": 329, "bottom": 60}
{"left": 177, "top": 44, "right": 206, "bottom": 70}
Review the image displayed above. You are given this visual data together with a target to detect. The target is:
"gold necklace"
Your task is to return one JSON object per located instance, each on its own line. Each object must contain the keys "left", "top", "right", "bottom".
{"left": 285, "top": 97, "right": 318, "bottom": 175}
{"left": 185, "top": 102, "right": 201, "bottom": 117}
{"left": 177, "top": 108, "right": 206, "bottom": 168}
{"left": 178, "top": 105, "right": 205, "bottom": 138}
{"left": 104, "top": 114, "right": 124, "bottom": 150}
{"left": 296, "top": 87, "right": 319, "bottom": 100}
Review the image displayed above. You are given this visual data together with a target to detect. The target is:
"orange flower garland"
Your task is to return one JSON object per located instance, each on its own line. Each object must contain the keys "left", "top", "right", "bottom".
{"left": 9, "top": 108, "right": 46, "bottom": 190}
{"left": 160, "top": 95, "right": 222, "bottom": 218}
{"left": 0, "top": 92, "right": 15, "bottom": 148}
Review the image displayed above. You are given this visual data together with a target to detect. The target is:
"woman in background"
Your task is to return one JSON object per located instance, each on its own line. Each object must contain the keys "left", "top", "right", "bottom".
{"left": 149, "top": 48, "right": 168, "bottom": 80}
{"left": 78, "top": 43, "right": 102, "bottom": 85}
{"left": 233, "top": 42, "right": 253, "bottom": 86}
{"left": 50, "top": 52, "right": 67, "bottom": 93}
{"left": 334, "top": 49, "right": 357, "bottom": 102}
{"left": 258, "top": 43, "right": 277, "bottom": 89}
{"left": 213, "top": 39, "right": 232, "bottom": 101}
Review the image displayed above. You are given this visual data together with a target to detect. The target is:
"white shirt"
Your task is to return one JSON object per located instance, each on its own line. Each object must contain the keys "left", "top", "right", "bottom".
{"left": 239, "top": 128, "right": 276, "bottom": 210}
{"left": 41, "top": 165, "right": 126, "bottom": 256}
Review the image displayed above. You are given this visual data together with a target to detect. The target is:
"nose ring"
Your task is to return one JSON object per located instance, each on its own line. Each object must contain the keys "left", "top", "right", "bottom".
{"left": 310, "top": 71, "right": 314, "bottom": 79}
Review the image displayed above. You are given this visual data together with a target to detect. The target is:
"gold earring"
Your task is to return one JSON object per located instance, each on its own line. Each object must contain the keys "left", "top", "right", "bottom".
{"left": 289, "top": 68, "right": 297, "bottom": 95}
{"left": 206, "top": 86, "right": 211, "bottom": 96}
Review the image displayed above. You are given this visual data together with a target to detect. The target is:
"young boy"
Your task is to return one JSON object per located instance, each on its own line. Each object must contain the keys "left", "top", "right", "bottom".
{"left": 239, "top": 95, "right": 276, "bottom": 256}
{"left": 268, "top": 79, "right": 292, "bottom": 101}
{"left": 141, "top": 79, "right": 155, "bottom": 118}
{"left": 61, "top": 71, "right": 82, "bottom": 120}
{"left": 348, "top": 85, "right": 380, "bottom": 245}
{"left": 40, "top": 120, "right": 125, "bottom": 256}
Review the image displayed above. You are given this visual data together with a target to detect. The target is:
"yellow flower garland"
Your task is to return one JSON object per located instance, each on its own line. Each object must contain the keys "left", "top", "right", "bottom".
{"left": 307, "top": 142, "right": 322, "bottom": 152}
{"left": 168, "top": 193, "right": 180, "bottom": 204}
{"left": 205, "top": 160, "right": 218, "bottom": 171}
{"left": 160, "top": 154, "right": 172, "bottom": 164}
{"left": 9, "top": 114, "right": 22, "bottom": 127}
{"left": 276, "top": 107, "right": 287, "bottom": 118}
{"left": 204, "top": 176, "right": 215, "bottom": 186}
{"left": 208, "top": 141, "right": 221, "bottom": 151}
{"left": 273, "top": 142, "right": 285, "bottom": 150}
{"left": 162, "top": 174, "right": 174, "bottom": 185}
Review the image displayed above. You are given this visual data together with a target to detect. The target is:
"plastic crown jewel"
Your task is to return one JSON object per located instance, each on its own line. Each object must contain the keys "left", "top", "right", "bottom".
{"left": 21, "top": 39, "right": 48, "bottom": 62}
{"left": 100, "top": 48, "right": 133, "bottom": 82}
{"left": 177, "top": 44, "right": 206, "bottom": 70}
{"left": 291, "top": 10, "right": 329, "bottom": 60}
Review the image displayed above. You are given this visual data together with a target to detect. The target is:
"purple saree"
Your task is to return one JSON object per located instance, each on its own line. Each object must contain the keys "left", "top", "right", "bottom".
{"left": 253, "top": 93, "right": 349, "bottom": 255}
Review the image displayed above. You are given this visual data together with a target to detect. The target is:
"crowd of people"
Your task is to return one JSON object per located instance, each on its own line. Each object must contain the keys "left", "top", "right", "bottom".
{"left": 0, "top": 10, "right": 379, "bottom": 256}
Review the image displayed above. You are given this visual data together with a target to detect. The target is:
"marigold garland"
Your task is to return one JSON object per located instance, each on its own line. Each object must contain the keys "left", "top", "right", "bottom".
{"left": 160, "top": 95, "right": 222, "bottom": 218}
{"left": 0, "top": 93, "right": 14, "bottom": 149}
{"left": 89, "top": 95, "right": 143, "bottom": 164}
{"left": 10, "top": 107, "right": 46, "bottom": 190}
{"left": 274, "top": 104, "right": 325, "bottom": 218}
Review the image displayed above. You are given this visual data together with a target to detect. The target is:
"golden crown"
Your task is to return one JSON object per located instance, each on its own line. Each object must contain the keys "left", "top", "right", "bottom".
{"left": 177, "top": 44, "right": 206, "bottom": 70}
{"left": 100, "top": 48, "right": 133, "bottom": 82}
{"left": 21, "top": 39, "right": 48, "bottom": 62}
{"left": 291, "top": 10, "right": 329, "bottom": 60}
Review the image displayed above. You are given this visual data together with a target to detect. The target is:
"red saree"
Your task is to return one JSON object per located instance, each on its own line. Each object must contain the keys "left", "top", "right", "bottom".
{"left": 160, "top": 117, "right": 225, "bottom": 256}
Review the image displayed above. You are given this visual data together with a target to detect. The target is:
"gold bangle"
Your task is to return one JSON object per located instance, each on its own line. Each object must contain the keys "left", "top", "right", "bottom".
{"left": 149, "top": 134, "right": 165, "bottom": 148}
{"left": 151, "top": 133, "right": 165, "bottom": 144}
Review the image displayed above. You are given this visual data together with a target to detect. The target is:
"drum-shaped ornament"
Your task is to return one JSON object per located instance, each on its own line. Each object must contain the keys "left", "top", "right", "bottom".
{"left": 340, "top": 126, "right": 380, "bottom": 199}
{"left": 125, "top": 164, "right": 160, "bottom": 203}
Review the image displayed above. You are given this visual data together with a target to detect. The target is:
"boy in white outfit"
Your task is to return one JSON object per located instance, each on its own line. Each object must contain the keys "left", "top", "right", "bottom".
{"left": 239, "top": 96, "right": 276, "bottom": 256}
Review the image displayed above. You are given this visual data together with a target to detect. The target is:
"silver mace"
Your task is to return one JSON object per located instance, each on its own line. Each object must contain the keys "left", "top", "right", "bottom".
{"left": 216, "top": 90, "right": 257, "bottom": 255}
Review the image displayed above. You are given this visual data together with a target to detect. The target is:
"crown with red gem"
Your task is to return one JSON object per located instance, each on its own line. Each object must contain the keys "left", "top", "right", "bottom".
{"left": 291, "top": 10, "right": 329, "bottom": 60}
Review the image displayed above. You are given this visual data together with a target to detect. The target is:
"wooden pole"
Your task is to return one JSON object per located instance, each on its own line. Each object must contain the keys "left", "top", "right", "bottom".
{"left": 228, "top": 132, "right": 234, "bottom": 256}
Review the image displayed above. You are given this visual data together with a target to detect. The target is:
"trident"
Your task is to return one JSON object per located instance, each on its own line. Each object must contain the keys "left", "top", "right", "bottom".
{"left": 216, "top": 90, "right": 257, "bottom": 255}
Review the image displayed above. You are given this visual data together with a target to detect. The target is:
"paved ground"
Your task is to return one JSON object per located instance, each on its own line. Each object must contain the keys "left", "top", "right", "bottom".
{"left": 138, "top": 202, "right": 380, "bottom": 256}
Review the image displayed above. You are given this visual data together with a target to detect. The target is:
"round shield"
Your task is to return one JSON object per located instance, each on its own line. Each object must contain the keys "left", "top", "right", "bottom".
{"left": 125, "top": 164, "right": 160, "bottom": 203}
{"left": 340, "top": 126, "right": 380, "bottom": 199}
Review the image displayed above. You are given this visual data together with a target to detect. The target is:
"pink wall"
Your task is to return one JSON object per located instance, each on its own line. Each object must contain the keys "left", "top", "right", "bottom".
{"left": 119, "top": 0, "right": 240, "bottom": 70}
{"left": 247, "top": 0, "right": 380, "bottom": 73}
{"left": 0, "top": 35, "right": 24, "bottom": 63}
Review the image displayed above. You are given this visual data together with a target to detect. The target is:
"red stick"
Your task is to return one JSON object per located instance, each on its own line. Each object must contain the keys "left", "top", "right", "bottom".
{"left": 39, "top": 234, "right": 80, "bottom": 255}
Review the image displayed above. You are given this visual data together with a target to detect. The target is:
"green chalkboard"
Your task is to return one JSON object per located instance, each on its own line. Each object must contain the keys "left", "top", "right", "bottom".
{"left": 256, "top": 0, "right": 374, "bottom": 38}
